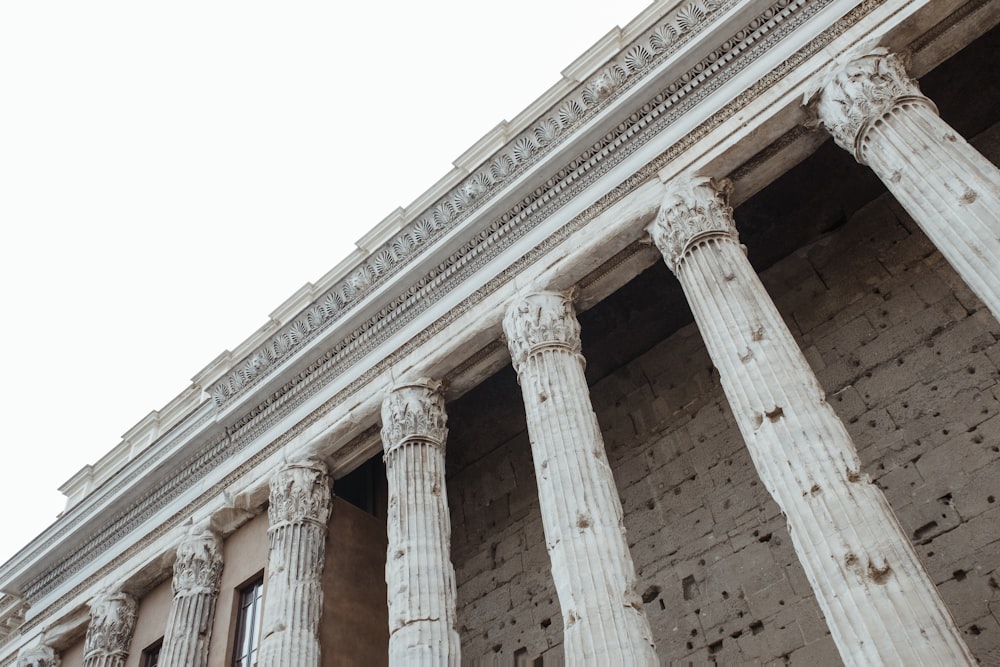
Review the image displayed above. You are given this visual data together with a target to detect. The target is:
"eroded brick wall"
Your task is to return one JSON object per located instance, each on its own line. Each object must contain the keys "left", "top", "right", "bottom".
{"left": 447, "top": 125, "right": 1000, "bottom": 665}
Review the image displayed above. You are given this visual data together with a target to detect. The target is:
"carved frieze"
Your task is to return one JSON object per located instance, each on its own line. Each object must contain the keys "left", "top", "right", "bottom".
{"left": 16, "top": 646, "right": 58, "bottom": 667}
{"left": 210, "top": 0, "right": 744, "bottom": 408}
{"left": 267, "top": 460, "right": 332, "bottom": 528}
{"left": 380, "top": 380, "right": 448, "bottom": 453}
{"left": 172, "top": 525, "right": 223, "bottom": 597}
{"left": 812, "top": 48, "right": 936, "bottom": 162}
{"left": 649, "top": 176, "right": 736, "bottom": 272}
{"left": 83, "top": 592, "right": 137, "bottom": 663}
{"left": 20, "top": 0, "right": 861, "bottom": 615}
{"left": 503, "top": 291, "right": 582, "bottom": 375}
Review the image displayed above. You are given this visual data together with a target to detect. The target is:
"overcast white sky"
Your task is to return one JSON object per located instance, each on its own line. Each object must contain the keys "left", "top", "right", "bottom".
{"left": 0, "top": 1, "right": 652, "bottom": 566}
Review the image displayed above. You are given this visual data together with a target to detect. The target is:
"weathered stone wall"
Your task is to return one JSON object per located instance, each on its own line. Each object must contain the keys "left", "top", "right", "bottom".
{"left": 320, "top": 495, "right": 390, "bottom": 667}
{"left": 447, "top": 124, "right": 1000, "bottom": 664}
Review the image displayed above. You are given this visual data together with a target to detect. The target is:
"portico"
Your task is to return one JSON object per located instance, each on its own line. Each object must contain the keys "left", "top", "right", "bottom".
{"left": 3, "top": 1, "right": 1000, "bottom": 665}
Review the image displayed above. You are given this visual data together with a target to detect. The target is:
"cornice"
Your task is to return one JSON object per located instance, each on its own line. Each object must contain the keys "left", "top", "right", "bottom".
{"left": 9, "top": 0, "right": 980, "bottom": 651}
{"left": 11, "top": 0, "right": 834, "bottom": 610}
{"left": 208, "top": 0, "right": 746, "bottom": 410}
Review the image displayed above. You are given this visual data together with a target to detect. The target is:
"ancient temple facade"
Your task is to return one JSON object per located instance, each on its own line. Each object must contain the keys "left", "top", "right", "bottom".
{"left": 3, "top": 0, "right": 1000, "bottom": 664}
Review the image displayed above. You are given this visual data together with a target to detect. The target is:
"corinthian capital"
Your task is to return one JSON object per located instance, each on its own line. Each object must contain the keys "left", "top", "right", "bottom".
{"left": 268, "top": 459, "right": 332, "bottom": 528}
{"left": 381, "top": 379, "right": 448, "bottom": 453}
{"left": 812, "top": 48, "right": 935, "bottom": 161}
{"left": 84, "top": 592, "right": 137, "bottom": 660}
{"left": 172, "top": 524, "right": 224, "bottom": 597}
{"left": 502, "top": 290, "right": 582, "bottom": 374}
{"left": 649, "top": 176, "right": 736, "bottom": 272}
{"left": 17, "top": 645, "right": 59, "bottom": 667}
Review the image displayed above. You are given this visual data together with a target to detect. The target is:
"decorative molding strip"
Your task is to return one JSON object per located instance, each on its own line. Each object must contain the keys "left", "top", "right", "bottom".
{"left": 209, "top": 0, "right": 742, "bottom": 408}
{"left": 18, "top": 0, "right": 879, "bottom": 629}
{"left": 22, "top": 0, "right": 817, "bottom": 605}
{"left": 224, "top": 0, "right": 809, "bottom": 444}
{"left": 5, "top": 405, "right": 219, "bottom": 605}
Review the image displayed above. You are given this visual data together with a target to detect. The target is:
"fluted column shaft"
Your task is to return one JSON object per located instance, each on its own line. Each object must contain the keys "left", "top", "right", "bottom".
{"left": 650, "top": 177, "right": 973, "bottom": 665}
{"left": 83, "top": 592, "right": 137, "bottom": 667}
{"left": 159, "top": 525, "right": 224, "bottom": 667}
{"left": 259, "top": 459, "right": 332, "bottom": 667}
{"left": 815, "top": 48, "right": 1000, "bottom": 320}
{"left": 503, "top": 291, "right": 658, "bottom": 666}
{"left": 381, "top": 380, "right": 461, "bottom": 666}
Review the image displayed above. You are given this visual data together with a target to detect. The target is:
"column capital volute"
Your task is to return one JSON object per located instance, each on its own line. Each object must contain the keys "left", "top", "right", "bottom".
{"left": 380, "top": 378, "right": 449, "bottom": 453}
{"left": 172, "top": 523, "right": 224, "bottom": 598}
{"left": 84, "top": 591, "right": 137, "bottom": 660}
{"left": 268, "top": 458, "right": 332, "bottom": 529}
{"left": 16, "top": 645, "right": 59, "bottom": 667}
{"left": 649, "top": 176, "right": 736, "bottom": 273}
{"left": 502, "top": 289, "right": 582, "bottom": 376}
{"left": 809, "top": 47, "right": 936, "bottom": 162}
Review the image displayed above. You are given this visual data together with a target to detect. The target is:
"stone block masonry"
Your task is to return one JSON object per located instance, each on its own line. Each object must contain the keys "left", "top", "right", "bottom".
{"left": 445, "top": 126, "right": 1000, "bottom": 663}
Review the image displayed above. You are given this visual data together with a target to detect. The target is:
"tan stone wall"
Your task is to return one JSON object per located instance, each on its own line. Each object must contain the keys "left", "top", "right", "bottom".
{"left": 58, "top": 636, "right": 85, "bottom": 667}
{"left": 448, "top": 126, "right": 1000, "bottom": 663}
{"left": 206, "top": 511, "right": 269, "bottom": 667}
{"left": 320, "top": 497, "right": 389, "bottom": 667}
{"left": 124, "top": 579, "right": 171, "bottom": 667}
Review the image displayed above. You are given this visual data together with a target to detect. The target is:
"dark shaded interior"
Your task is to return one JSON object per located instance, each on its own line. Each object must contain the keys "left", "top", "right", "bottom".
{"left": 446, "top": 22, "right": 1000, "bottom": 474}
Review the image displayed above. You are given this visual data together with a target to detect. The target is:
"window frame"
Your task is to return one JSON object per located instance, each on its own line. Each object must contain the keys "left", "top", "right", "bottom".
{"left": 141, "top": 638, "right": 162, "bottom": 667}
{"left": 231, "top": 574, "right": 264, "bottom": 667}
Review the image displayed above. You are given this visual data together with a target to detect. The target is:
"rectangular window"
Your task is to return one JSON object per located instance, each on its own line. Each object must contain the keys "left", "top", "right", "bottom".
{"left": 141, "top": 639, "right": 162, "bottom": 667}
{"left": 232, "top": 576, "right": 264, "bottom": 667}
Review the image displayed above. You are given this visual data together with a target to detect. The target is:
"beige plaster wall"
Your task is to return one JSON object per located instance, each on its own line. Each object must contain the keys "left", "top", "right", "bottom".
{"left": 58, "top": 636, "right": 85, "bottom": 667}
{"left": 124, "top": 578, "right": 171, "bottom": 667}
{"left": 205, "top": 511, "right": 269, "bottom": 667}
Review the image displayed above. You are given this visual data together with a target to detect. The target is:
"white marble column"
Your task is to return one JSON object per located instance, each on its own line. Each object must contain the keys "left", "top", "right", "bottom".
{"left": 259, "top": 458, "right": 332, "bottom": 667}
{"left": 649, "top": 176, "right": 974, "bottom": 665}
{"left": 503, "top": 291, "right": 658, "bottom": 666}
{"left": 380, "top": 379, "right": 461, "bottom": 666}
{"left": 82, "top": 592, "right": 137, "bottom": 667}
{"left": 813, "top": 47, "right": 1000, "bottom": 320}
{"left": 16, "top": 645, "right": 59, "bottom": 667}
{"left": 159, "top": 524, "right": 224, "bottom": 667}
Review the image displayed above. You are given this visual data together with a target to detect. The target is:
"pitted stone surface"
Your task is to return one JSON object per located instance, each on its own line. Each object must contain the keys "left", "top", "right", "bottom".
{"left": 381, "top": 380, "right": 461, "bottom": 666}
{"left": 503, "top": 291, "right": 659, "bottom": 665}
{"left": 447, "top": 171, "right": 1000, "bottom": 662}
{"left": 259, "top": 459, "right": 331, "bottom": 667}
{"left": 815, "top": 47, "right": 1000, "bottom": 323}
{"left": 649, "top": 176, "right": 973, "bottom": 665}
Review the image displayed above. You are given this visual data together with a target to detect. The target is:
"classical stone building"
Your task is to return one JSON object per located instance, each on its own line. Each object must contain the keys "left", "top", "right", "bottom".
{"left": 2, "top": 0, "right": 1000, "bottom": 664}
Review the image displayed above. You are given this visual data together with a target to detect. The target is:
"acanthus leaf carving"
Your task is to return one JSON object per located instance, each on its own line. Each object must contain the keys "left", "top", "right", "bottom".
{"left": 812, "top": 47, "right": 935, "bottom": 162}
{"left": 210, "top": 0, "right": 735, "bottom": 408}
{"left": 172, "top": 524, "right": 223, "bottom": 597}
{"left": 649, "top": 176, "right": 736, "bottom": 272}
{"left": 380, "top": 379, "right": 448, "bottom": 453}
{"left": 21, "top": 0, "right": 833, "bottom": 611}
{"left": 83, "top": 592, "right": 137, "bottom": 662}
{"left": 267, "top": 459, "right": 332, "bottom": 528}
{"left": 17, "top": 645, "right": 59, "bottom": 667}
{"left": 502, "top": 290, "right": 582, "bottom": 376}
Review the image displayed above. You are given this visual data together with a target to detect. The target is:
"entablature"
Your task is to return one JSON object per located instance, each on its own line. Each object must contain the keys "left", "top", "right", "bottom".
{"left": 2, "top": 0, "right": 997, "bottom": 659}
